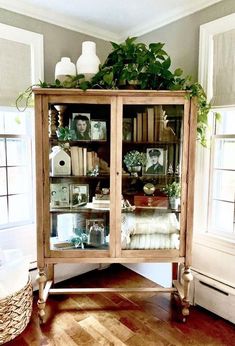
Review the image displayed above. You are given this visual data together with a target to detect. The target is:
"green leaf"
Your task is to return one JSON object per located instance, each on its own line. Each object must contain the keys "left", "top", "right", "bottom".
{"left": 103, "top": 71, "right": 114, "bottom": 85}
{"left": 174, "top": 68, "right": 183, "bottom": 76}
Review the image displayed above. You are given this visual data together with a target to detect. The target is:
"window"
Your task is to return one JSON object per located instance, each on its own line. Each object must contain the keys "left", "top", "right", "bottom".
{"left": 196, "top": 13, "right": 235, "bottom": 242}
{"left": 208, "top": 109, "right": 235, "bottom": 239}
{"left": 0, "top": 108, "right": 34, "bottom": 229}
{"left": 0, "top": 23, "right": 43, "bottom": 265}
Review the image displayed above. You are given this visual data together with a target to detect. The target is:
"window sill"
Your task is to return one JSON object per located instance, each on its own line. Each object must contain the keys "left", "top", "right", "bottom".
{"left": 193, "top": 232, "right": 235, "bottom": 256}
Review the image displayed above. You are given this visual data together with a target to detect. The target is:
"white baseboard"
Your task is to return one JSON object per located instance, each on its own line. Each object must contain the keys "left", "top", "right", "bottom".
{"left": 191, "top": 271, "right": 235, "bottom": 324}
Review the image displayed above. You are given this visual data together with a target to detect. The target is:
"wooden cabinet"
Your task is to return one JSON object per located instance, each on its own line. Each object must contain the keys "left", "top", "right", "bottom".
{"left": 33, "top": 88, "right": 197, "bottom": 322}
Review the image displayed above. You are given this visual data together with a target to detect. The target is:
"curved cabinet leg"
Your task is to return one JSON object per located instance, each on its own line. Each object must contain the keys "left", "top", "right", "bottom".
{"left": 182, "top": 267, "right": 193, "bottom": 321}
{"left": 37, "top": 267, "right": 47, "bottom": 323}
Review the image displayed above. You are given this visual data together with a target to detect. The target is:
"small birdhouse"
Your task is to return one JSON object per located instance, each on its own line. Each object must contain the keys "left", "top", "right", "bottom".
{"left": 50, "top": 146, "right": 71, "bottom": 176}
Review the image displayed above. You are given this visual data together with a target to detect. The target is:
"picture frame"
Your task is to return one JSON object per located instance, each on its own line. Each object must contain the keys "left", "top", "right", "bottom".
{"left": 145, "top": 147, "right": 167, "bottom": 175}
{"left": 91, "top": 120, "right": 107, "bottom": 140}
{"left": 70, "top": 184, "right": 89, "bottom": 208}
{"left": 50, "top": 183, "right": 70, "bottom": 208}
{"left": 86, "top": 218, "right": 105, "bottom": 246}
{"left": 69, "top": 112, "right": 91, "bottom": 141}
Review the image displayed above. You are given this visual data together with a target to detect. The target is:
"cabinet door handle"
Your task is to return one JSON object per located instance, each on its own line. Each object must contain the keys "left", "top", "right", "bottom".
{"left": 116, "top": 172, "right": 120, "bottom": 176}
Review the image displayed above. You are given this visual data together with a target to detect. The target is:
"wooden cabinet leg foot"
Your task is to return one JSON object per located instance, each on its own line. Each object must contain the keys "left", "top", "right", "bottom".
{"left": 36, "top": 267, "right": 47, "bottom": 323}
{"left": 181, "top": 267, "right": 193, "bottom": 319}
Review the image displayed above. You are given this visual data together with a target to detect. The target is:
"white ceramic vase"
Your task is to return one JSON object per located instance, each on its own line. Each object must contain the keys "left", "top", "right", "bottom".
{"left": 76, "top": 41, "right": 100, "bottom": 81}
{"left": 55, "top": 57, "right": 76, "bottom": 83}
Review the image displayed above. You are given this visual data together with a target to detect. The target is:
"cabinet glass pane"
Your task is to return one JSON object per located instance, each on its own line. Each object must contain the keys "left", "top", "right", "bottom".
{"left": 49, "top": 103, "right": 111, "bottom": 251}
{"left": 121, "top": 104, "right": 183, "bottom": 250}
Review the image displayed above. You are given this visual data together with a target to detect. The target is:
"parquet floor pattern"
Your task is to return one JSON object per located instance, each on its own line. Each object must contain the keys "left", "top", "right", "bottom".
{"left": 5, "top": 264, "right": 235, "bottom": 346}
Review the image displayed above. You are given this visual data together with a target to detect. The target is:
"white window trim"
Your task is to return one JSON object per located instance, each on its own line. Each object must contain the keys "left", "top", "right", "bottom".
{"left": 195, "top": 13, "right": 235, "bottom": 253}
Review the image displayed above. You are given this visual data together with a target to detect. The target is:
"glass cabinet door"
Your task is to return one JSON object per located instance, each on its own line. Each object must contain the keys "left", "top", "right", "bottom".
{"left": 121, "top": 102, "right": 185, "bottom": 252}
{"left": 47, "top": 100, "right": 113, "bottom": 255}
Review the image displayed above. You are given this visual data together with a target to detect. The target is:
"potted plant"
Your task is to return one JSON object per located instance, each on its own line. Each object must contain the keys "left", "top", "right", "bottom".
{"left": 123, "top": 150, "right": 146, "bottom": 176}
{"left": 91, "top": 37, "right": 186, "bottom": 90}
{"left": 162, "top": 181, "right": 181, "bottom": 210}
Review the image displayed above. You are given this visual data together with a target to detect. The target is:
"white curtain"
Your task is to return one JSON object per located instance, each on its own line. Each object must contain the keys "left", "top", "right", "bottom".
{"left": 212, "top": 29, "right": 235, "bottom": 107}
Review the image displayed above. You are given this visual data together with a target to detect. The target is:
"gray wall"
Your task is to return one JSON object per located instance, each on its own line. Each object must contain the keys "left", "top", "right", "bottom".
{"left": 139, "top": 0, "right": 235, "bottom": 81}
{"left": 0, "top": 8, "right": 111, "bottom": 83}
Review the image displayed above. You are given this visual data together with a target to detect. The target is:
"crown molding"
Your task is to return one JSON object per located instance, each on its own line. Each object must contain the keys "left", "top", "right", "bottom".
{"left": 119, "top": 0, "right": 222, "bottom": 42}
{"left": 0, "top": 0, "right": 222, "bottom": 43}
{"left": 0, "top": 0, "right": 119, "bottom": 42}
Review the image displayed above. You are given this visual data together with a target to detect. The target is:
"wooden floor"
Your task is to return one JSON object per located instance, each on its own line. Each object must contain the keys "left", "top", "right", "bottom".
{"left": 5, "top": 264, "right": 235, "bottom": 346}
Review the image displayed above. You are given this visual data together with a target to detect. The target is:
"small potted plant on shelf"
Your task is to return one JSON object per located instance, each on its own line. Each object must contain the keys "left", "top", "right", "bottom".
{"left": 162, "top": 181, "right": 181, "bottom": 210}
{"left": 123, "top": 150, "right": 146, "bottom": 176}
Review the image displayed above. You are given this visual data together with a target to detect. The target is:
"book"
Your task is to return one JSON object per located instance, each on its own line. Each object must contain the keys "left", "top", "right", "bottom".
{"left": 137, "top": 113, "right": 142, "bottom": 142}
{"left": 78, "top": 147, "right": 83, "bottom": 175}
{"left": 83, "top": 147, "right": 87, "bottom": 175}
{"left": 70, "top": 146, "right": 79, "bottom": 175}
{"left": 133, "top": 117, "right": 137, "bottom": 142}
{"left": 147, "top": 107, "right": 154, "bottom": 142}
{"left": 142, "top": 112, "right": 148, "bottom": 142}
{"left": 87, "top": 151, "right": 93, "bottom": 172}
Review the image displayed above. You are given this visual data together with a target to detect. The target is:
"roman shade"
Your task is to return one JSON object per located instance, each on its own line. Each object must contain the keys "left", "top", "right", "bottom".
{"left": 0, "top": 38, "right": 31, "bottom": 107}
{"left": 212, "top": 29, "right": 235, "bottom": 107}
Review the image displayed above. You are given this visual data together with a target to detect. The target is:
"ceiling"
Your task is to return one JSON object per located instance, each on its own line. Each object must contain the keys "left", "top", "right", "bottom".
{"left": 0, "top": 0, "right": 222, "bottom": 42}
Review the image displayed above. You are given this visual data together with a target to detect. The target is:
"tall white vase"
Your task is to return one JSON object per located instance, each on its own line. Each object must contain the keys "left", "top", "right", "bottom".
{"left": 55, "top": 57, "right": 76, "bottom": 83}
{"left": 76, "top": 41, "right": 100, "bottom": 81}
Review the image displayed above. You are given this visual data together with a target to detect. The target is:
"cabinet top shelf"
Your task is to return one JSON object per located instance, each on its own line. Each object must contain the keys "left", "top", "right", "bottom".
{"left": 33, "top": 88, "right": 189, "bottom": 98}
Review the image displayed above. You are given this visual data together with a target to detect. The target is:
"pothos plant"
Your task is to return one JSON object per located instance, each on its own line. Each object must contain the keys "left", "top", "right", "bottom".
{"left": 16, "top": 37, "right": 214, "bottom": 146}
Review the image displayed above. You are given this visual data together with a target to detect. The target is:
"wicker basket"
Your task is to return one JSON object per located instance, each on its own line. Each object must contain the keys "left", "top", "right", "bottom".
{"left": 0, "top": 277, "right": 33, "bottom": 345}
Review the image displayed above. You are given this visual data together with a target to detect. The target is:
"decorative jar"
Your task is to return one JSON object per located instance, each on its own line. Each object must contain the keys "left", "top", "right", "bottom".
{"left": 55, "top": 57, "right": 76, "bottom": 83}
{"left": 76, "top": 41, "right": 100, "bottom": 81}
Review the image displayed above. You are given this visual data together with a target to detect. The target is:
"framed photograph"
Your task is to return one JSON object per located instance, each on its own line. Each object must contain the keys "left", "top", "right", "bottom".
{"left": 86, "top": 218, "right": 105, "bottom": 246}
{"left": 123, "top": 118, "right": 132, "bottom": 141}
{"left": 70, "top": 113, "right": 91, "bottom": 140}
{"left": 70, "top": 184, "right": 89, "bottom": 208}
{"left": 91, "top": 120, "right": 107, "bottom": 140}
{"left": 145, "top": 148, "right": 167, "bottom": 175}
{"left": 50, "top": 183, "right": 70, "bottom": 208}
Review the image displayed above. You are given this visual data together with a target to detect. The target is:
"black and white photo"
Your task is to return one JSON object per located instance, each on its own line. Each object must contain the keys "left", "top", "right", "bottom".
{"left": 91, "top": 120, "right": 107, "bottom": 140}
{"left": 70, "top": 184, "right": 89, "bottom": 208}
{"left": 70, "top": 113, "right": 91, "bottom": 140}
{"left": 50, "top": 183, "right": 70, "bottom": 208}
{"left": 145, "top": 148, "right": 167, "bottom": 175}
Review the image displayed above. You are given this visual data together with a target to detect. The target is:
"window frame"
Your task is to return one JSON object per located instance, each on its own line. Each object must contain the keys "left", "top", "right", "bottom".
{"left": 196, "top": 13, "right": 235, "bottom": 246}
{"left": 207, "top": 110, "right": 235, "bottom": 240}
{"left": 0, "top": 107, "right": 35, "bottom": 230}
{"left": 0, "top": 24, "right": 43, "bottom": 265}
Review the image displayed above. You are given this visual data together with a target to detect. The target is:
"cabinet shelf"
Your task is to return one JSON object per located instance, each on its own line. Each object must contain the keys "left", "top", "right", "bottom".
{"left": 50, "top": 139, "right": 108, "bottom": 146}
{"left": 50, "top": 173, "right": 110, "bottom": 180}
{"left": 123, "top": 140, "right": 181, "bottom": 145}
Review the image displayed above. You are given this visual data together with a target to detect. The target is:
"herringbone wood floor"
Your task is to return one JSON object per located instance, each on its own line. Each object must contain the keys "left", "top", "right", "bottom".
{"left": 5, "top": 264, "right": 235, "bottom": 346}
